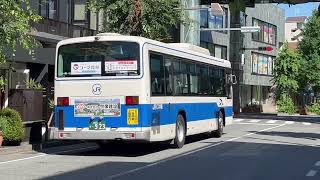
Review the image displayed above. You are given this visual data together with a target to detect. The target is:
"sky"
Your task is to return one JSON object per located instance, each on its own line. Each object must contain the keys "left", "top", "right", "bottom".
{"left": 277, "top": 2, "right": 320, "bottom": 17}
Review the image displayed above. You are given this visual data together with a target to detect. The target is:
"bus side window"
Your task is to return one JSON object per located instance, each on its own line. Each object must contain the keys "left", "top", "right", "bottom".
{"left": 164, "top": 58, "right": 173, "bottom": 96}
{"left": 150, "top": 54, "right": 165, "bottom": 95}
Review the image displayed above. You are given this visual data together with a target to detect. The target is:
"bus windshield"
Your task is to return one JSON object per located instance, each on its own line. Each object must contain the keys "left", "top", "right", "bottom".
{"left": 57, "top": 41, "right": 140, "bottom": 77}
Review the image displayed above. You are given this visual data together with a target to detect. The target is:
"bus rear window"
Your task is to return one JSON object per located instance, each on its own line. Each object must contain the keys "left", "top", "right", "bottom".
{"left": 57, "top": 41, "right": 140, "bottom": 77}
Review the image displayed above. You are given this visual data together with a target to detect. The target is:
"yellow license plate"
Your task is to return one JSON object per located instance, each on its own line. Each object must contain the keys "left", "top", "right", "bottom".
{"left": 127, "top": 109, "right": 138, "bottom": 125}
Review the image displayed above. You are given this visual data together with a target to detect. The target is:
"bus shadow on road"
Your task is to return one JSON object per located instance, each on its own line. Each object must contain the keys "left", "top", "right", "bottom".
{"left": 49, "top": 133, "right": 216, "bottom": 157}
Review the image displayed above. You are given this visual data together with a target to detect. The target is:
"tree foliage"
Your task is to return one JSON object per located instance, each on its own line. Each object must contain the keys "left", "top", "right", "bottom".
{"left": 272, "top": 42, "right": 301, "bottom": 97}
{"left": 88, "top": 0, "right": 182, "bottom": 41}
{"left": 298, "top": 10, "right": 320, "bottom": 92}
{"left": 0, "top": 0, "right": 41, "bottom": 64}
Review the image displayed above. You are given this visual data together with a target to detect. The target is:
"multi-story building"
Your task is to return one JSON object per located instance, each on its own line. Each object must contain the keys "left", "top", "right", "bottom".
{"left": 240, "top": 4, "right": 285, "bottom": 113}
{"left": 285, "top": 16, "right": 307, "bottom": 50}
{"left": 1, "top": 0, "right": 102, "bottom": 108}
{"left": 180, "top": 3, "right": 285, "bottom": 113}
{"left": 199, "top": 5, "right": 229, "bottom": 61}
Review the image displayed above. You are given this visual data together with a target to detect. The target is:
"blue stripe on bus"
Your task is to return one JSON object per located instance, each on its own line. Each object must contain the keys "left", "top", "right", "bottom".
{"left": 54, "top": 103, "right": 233, "bottom": 128}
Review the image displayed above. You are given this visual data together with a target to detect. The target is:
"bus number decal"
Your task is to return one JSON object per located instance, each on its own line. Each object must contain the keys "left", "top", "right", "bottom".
{"left": 152, "top": 104, "right": 163, "bottom": 110}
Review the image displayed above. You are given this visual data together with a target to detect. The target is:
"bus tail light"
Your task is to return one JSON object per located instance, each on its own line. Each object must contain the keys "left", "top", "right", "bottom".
{"left": 57, "top": 97, "right": 69, "bottom": 106}
{"left": 126, "top": 96, "right": 139, "bottom": 105}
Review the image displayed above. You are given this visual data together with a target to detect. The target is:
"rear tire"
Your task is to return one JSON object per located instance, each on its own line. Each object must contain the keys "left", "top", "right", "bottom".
{"left": 172, "top": 114, "right": 186, "bottom": 149}
{"left": 212, "top": 111, "right": 224, "bottom": 138}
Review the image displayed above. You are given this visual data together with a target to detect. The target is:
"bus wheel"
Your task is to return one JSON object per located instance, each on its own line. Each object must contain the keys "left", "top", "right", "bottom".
{"left": 172, "top": 114, "right": 186, "bottom": 149}
{"left": 213, "top": 111, "right": 224, "bottom": 138}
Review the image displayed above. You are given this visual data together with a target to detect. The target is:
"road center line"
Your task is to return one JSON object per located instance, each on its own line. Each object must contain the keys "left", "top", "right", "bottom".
{"left": 306, "top": 170, "right": 317, "bottom": 177}
{"left": 108, "top": 124, "right": 286, "bottom": 179}
{"left": 0, "top": 145, "right": 97, "bottom": 165}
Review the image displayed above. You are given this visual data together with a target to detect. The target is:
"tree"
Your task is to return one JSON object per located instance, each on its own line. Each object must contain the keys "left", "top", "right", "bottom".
{"left": 0, "top": 0, "right": 40, "bottom": 89}
{"left": 273, "top": 42, "right": 301, "bottom": 114}
{"left": 272, "top": 42, "right": 301, "bottom": 97}
{"left": 299, "top": 10, "right": 320, "bottom": 93}
{"left": 0, "top": 0, "right": 40, "bottom": 63}
{"left": 88, "top": 0, "right": 182, "bottom": 41}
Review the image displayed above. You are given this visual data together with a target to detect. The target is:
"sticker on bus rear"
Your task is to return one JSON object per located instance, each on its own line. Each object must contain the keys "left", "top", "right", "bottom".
{"left": 127, "top": 108, "right": 138, "bottom": 125}
{"left": 74, "top": 98, "right": 121, "bottom": 117}
{"left": 105, "top": 60, "right": 137, "bottom": 72}
{"left": 71, "top": 62, "right": 101, "bottom": 75}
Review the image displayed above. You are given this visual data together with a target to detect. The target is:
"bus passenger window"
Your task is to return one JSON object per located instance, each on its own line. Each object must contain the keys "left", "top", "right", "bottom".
{"left": 150, "top": 54, "right": 165, "bottom": 95}
{"left": 164, "top": 58, "right": 173, "bottom": 95}
{"left": 189, "top": 64, "right": 198, "bottom": 95}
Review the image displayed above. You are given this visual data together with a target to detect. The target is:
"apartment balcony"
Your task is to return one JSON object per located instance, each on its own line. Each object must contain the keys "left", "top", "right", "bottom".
{"left": 31, "top": 19, "right": 98, "bottom": 42}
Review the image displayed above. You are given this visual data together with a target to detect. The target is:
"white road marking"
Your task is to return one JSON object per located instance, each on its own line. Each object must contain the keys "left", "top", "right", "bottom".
{"left": 266, "top": 120, "right": 278, "bottom": 124}
{"left": 285, "top": 121, "right": 294, "bottom": 124}
{"left": 237, "top": 123, "right": 280, "bottom": 126}
{"left": 315, "top": 161, "right": 320, "bottom": 166}
{"left": 0, "top": 153, "right": 47, "bottom": 165}
{"left": 306, "top": 170, "right": 317, "bottom": 177}
{"left": 302, "top": 122, "right": 311, "bottom": 126}
{"left": 234, "top": 119, "right": 244, "bottom": 122}
{"left": 108, "top": 124, "right": 286, "bottom": 179}
{"left": 0, "top": 146, "right": 97, "bottom": 165}
{"left": 248, "top": 120, "right": 261, "bottom": 123}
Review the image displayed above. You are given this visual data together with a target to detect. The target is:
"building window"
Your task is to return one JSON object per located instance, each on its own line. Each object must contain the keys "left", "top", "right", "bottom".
{"left": 49, "top": 0, "right": 57, "bottom": 19}
{"left": 200, "top": 9, "right": 208, "bottom": 28}
{"left": 200, "top": 42, "right": 227, "bottom": 60}
{"left": 252, "top": 18, "right": 277, "bottom": 45}
{"left": 200, "top": 7, "right": 228, "bottom": 32}
{"left": 74, "top": 0, "right": 87, "bottom": 21}
{"left": 39, "top": 0, "right": 57, "bottom": 20}
{"left": 240, "top": 11, "right": 247, "bottom": 26}
{"left": 251, "top": 52, "right": 274, "bottom": 76}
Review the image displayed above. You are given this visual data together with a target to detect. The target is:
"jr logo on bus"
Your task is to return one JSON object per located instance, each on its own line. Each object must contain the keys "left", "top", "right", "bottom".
{"left": 92, "top": 84, "right": 102, "bottom": 95}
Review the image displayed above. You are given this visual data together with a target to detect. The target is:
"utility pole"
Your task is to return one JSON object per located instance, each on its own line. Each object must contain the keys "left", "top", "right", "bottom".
{"left": 229, "top": 6, "right": 242, "bottom": 115}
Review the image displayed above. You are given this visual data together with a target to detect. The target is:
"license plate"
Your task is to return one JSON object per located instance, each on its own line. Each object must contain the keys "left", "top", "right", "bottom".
{"left": 127, "top": 109, "right": 138, "bottom": 125}
{"left": 89, "top": 121, "right": 106, "bottom": 130}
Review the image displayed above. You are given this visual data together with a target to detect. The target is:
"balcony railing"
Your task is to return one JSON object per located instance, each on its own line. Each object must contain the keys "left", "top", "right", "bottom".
{"left": 31, "top": 19, "right": 98, "bottom": 38}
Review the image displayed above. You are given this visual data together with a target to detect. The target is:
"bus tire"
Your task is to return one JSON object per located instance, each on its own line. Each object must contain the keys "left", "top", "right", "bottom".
{"left": 213, "top": 111, "right": 224, "bottom": 138}
{"left": 172, "top": 114, "right": 186, "bottom": 149}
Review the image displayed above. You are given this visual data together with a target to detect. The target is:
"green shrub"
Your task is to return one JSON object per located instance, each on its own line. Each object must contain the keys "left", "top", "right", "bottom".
{"left": 277, "top": 94, "right": 295, "bottom": 115}
{"left": 307, "top": 102, "right": 320, "bottom": 115}
{"left": 0, "top": 108, "right": 24, "bottom": 142}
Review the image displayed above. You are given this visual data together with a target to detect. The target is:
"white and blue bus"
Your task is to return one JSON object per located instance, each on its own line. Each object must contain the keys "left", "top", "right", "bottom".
{"left": 49, "top": 34, "right": 234, "bottom": 148}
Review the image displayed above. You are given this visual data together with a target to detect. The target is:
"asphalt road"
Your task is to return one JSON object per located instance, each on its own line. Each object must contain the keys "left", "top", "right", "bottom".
{"left": 0, "top": 117, "right": 319, "bottom": 180}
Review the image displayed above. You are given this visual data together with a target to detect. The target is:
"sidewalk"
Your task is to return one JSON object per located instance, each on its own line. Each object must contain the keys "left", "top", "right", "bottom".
{"left": 0, "top": 140, "right": 84, "bottom": 155}
{"left": 235, "top": 113, "right": 320, "bottom": 122}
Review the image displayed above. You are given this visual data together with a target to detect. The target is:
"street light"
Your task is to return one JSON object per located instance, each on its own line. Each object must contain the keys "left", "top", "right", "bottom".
{"left": 200, "top": 26, "right": 261, "bottom": 33}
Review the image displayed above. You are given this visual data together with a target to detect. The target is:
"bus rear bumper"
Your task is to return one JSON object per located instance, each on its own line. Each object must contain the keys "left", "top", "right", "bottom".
{"left": 48, "top": 128, "right": 150, "bottom": 141}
